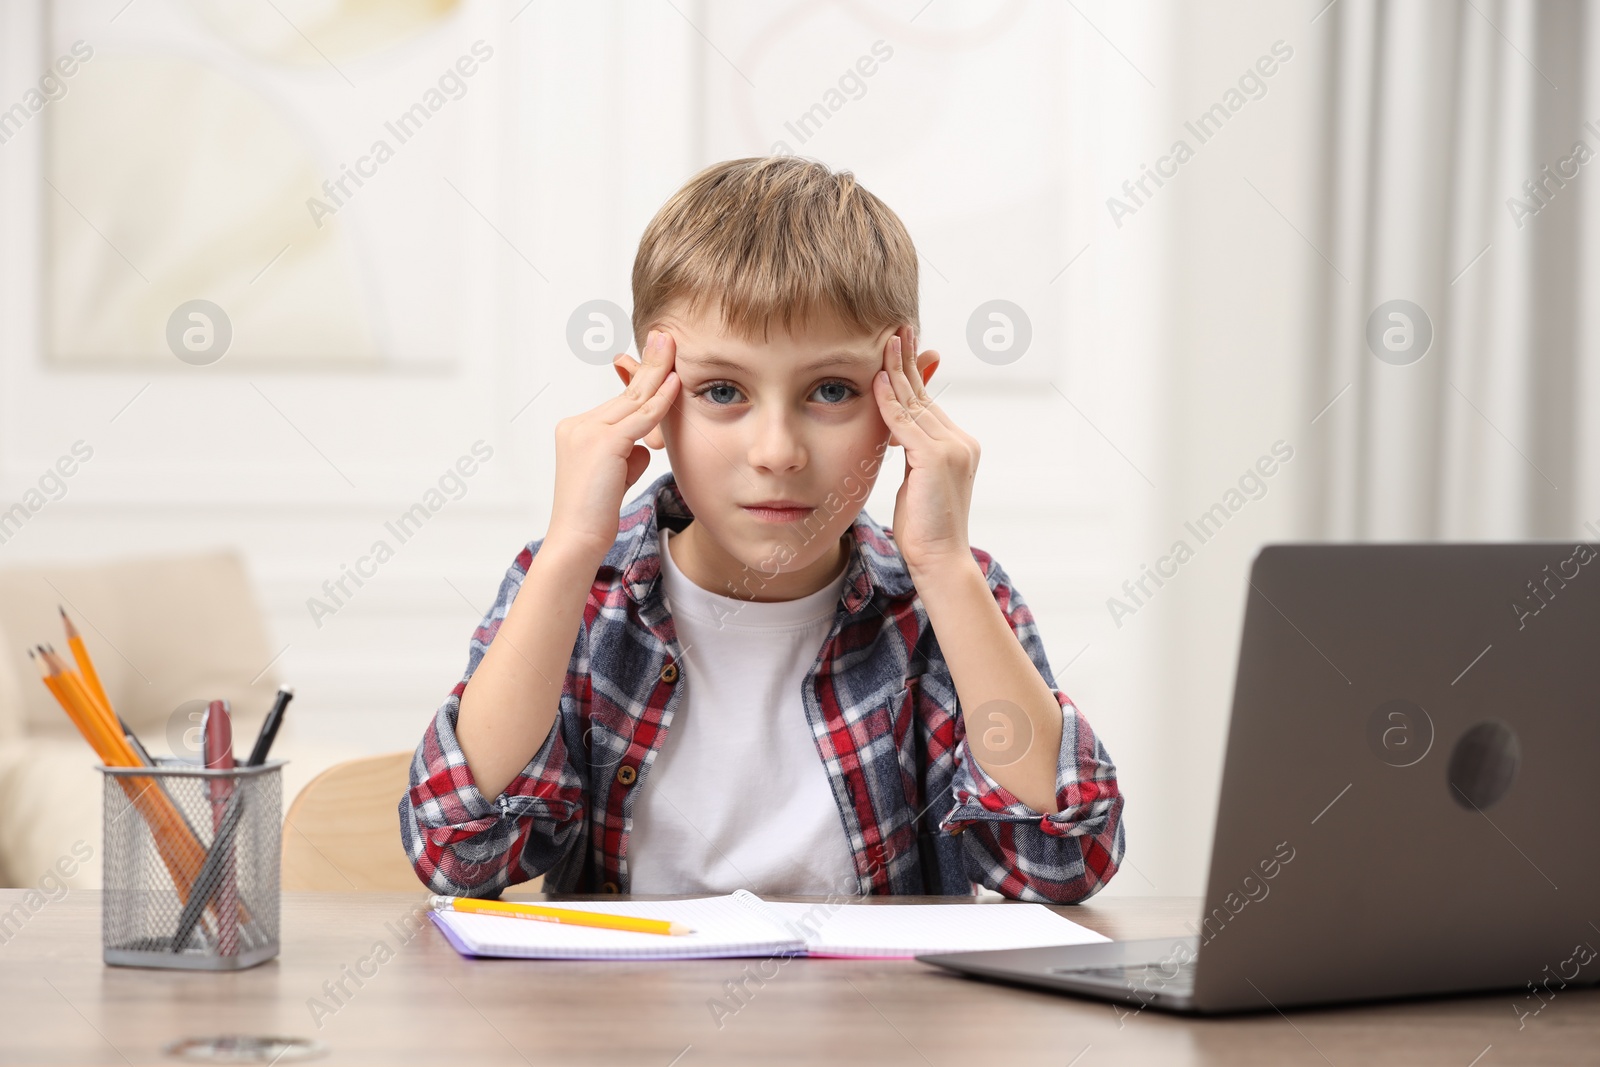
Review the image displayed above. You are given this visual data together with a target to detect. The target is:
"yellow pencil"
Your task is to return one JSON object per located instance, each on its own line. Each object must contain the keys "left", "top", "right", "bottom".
{"left": 35, "top": 649, "right": 204, "bottom": 893}
{"left": 59, "top": 607, "right": 113, "bottom": 714}
{"left": 31, "top": 645, "right": 238, "bottom": 941}
{"left": 430, "top": 895, "right": 694, "bottom": 936}
{"left": 37, "top": 648, "right": 127, "bottom": 764}
{"left": 40, "top": 649, "right": 133, "bottom": 763}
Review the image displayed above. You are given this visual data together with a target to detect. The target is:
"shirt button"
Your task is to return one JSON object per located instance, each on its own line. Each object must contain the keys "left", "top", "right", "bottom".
{"left": 616, "top": 764, "right": 637, "bottom": 786}
{"left": 601, "top": 881, "right": 619, "bottom": 894}
{"left": 660, "top": 661, "right": 679, "bottom": 684}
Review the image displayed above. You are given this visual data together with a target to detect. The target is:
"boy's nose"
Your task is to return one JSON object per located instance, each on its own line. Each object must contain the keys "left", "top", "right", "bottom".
{"left": 746, "top": 412, "right": 806, "bottom": 473}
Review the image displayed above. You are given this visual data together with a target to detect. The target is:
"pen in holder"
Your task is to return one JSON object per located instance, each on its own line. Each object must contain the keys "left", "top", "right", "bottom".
{"left": 97, "top": 759, "right": 284, "bottom": 970}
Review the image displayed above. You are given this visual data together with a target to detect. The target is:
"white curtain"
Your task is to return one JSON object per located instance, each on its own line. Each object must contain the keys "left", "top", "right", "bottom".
{"left": 1143, "top": 0, "right": 1600, "bottom": 896}
{"left": 1305, "top": 0, "right": 1599, "bottom": 540}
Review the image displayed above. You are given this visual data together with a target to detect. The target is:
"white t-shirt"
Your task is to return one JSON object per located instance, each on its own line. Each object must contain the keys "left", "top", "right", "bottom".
{"left": 625, "top": 527, "right": 860, "bottom": 895}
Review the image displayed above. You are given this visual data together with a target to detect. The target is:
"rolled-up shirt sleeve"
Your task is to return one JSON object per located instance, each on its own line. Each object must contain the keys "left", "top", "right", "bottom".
{"left": 399, "top": 540, "right": 590, "bottom": 897}
{"left": 937, "top": 555, "right": 1126, "bottom": 903}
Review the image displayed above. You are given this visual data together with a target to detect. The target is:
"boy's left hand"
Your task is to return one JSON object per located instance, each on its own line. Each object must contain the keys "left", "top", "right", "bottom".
{"left": 873, "top": 325, "right": 980, "bottom": 578}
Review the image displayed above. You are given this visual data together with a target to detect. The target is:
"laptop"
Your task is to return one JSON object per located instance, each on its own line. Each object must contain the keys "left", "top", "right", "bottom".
{"left": 920, "top": 543, "right": 1600, "bottom": 1014}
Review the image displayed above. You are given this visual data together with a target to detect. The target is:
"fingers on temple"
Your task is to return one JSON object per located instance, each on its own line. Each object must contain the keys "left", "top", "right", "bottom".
{"left": 614, "top": 372, "right": 678, "bottom": 437}
{"left": 604, "top": 332, "right": 675, "bottom": 418}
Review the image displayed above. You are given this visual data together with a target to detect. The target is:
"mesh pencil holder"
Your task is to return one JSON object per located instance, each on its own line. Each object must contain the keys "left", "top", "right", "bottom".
{"left": 98, "top": 759, "right": 284, "bottom": 970}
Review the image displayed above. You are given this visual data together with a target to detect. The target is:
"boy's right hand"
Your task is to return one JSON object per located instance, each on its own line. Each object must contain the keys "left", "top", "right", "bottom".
{"left": 547, "top": 328, "right": 679, "bottom": 563}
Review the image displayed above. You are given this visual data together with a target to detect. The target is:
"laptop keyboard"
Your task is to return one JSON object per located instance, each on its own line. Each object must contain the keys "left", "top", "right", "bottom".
{"left": 1052, "top": 957, "right": 1198, "bottom": 992}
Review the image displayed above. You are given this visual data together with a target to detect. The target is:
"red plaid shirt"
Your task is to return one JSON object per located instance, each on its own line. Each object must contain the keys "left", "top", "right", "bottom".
{"left": 401, "top": 471, "right": 1125, "bottom": 902}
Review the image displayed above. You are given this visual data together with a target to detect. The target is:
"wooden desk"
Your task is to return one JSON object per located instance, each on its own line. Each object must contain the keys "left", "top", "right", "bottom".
{"left": 2, "top": 890, "right": 1593, "bottom": 1065}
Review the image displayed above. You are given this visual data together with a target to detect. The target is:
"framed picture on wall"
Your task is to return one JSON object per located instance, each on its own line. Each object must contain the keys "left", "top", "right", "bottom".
{"left": 40, "top": 0, "right": 501, "bottom": 370}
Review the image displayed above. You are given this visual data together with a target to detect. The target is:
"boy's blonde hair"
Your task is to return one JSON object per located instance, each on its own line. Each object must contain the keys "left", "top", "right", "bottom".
{"left": 631, "top": 156, "right": 919, "bottom": 349}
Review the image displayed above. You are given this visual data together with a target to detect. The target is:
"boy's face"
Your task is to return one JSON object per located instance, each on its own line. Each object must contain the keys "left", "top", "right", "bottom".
{"left": 622, "top": 301, "right": 936, "bottom": 601}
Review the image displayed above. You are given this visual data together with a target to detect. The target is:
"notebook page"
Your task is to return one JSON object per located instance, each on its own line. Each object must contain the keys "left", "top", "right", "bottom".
{"left": 728, "top": 888, "right": 803, "bottom": 934}
{"left": 755, "top": 900, "right": 1111, "bottom": 959}
{"left": 432, "top": 895, "right": 805, "bottom": 960}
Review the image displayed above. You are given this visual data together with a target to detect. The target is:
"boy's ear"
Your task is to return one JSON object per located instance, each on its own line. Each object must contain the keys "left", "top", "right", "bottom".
{"left": 612, "top": 354, "right": 637, "bottom": 388}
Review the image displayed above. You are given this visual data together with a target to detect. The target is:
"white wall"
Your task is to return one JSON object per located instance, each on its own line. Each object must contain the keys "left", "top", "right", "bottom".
{"left": 0, "top": 0, "right": 1354, "bottom": 898}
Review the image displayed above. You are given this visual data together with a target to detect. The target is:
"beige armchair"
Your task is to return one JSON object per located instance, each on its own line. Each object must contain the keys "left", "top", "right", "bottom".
{"left": 0, "top": 550, "right": 362, "bottom": 889}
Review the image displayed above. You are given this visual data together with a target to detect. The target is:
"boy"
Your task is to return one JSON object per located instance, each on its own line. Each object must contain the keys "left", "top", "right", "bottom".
{"left": 401, "top": 157, "right": 1125, "bottom": 902}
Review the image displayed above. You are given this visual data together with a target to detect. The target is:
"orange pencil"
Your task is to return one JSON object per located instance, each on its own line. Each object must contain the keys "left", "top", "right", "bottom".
{"left": 30, "top": 648, "right": 258, "bottom": 948}
{"left": 39, "top": 648, "right": 134, "bottom": 766}
{"left": 429, "top": 895, "right": 694, "bottom": 936}
{"left": 48, "top": 632, "right": 159, "bottom": 768}
{"left": 34, "top": 649, "right": 121, "bottom": 762}
{"left": 32, "top": 653, "right": 106, "bottom": 760}
{"left": 59, "top": 607, "right": 112, "bottom": 717}
{"left": 35, "top": 650, "right": 203, "bottom": 888}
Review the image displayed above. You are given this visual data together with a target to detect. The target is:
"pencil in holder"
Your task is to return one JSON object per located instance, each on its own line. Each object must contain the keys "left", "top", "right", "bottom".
{"left": 98, "top": 758, "right": 284, "bottom": 970}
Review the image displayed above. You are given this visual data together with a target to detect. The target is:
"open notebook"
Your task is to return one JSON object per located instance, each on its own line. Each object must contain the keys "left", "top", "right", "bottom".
{"left": 429, "top": 889, "right": 1110, "bottom": 961}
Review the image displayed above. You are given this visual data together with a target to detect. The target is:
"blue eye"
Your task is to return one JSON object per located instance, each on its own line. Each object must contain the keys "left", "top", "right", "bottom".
{"left": 691, "top": 379, "right": 860, "bottom": 407}
{"left": 699, "top": 383, "right": 742, "bottom": 406}
{"left": 813, "top": 381, "right": 858, "bottom": 404}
